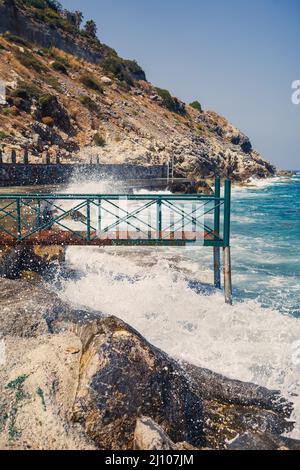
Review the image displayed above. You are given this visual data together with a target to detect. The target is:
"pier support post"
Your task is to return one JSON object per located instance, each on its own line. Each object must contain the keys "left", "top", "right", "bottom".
{"left": 213, "top": 176, "right": 221, "bottom": 288}
{"left": 214, "top": 246, "right": 221, "bottom": 289}
{"left": 223, "top": 179, "right": 232, "bottom": 304}
{"left": 223, "top": 246, "right": 232, "bottom": 305}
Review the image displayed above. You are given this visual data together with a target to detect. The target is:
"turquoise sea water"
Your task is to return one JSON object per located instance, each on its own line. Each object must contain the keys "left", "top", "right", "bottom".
{"left": 230, "top": 174, "right": 300, "bottom": 317}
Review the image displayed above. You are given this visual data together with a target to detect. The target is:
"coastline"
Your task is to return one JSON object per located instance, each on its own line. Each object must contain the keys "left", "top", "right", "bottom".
{"left": 0, "top": 174, "right": 299, "bottom": 449}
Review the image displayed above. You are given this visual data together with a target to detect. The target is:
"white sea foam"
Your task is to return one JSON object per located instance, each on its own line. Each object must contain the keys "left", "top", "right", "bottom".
{"left": 58, "top": 245, "right": 300, "bottom": 438}
{"left": 238, "top": 176, "right": 285, "bottom": 189}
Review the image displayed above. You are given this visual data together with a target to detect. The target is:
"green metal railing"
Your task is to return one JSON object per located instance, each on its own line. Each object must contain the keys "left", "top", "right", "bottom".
{"left": 0, "top": 178, "right": 231, "bottom": 247}
{"left": 0, "top": 178, "right": 233, "bottom": 302}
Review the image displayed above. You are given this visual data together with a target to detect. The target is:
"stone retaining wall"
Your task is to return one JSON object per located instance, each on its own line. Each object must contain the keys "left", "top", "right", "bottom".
{"left": 0, "top": 163, "right": 168, "bottom": 187}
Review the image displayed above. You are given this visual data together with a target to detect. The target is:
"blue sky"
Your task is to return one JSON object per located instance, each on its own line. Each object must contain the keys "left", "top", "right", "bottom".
{"left": 61, "top": 0, "right": 299, "bottom": 169}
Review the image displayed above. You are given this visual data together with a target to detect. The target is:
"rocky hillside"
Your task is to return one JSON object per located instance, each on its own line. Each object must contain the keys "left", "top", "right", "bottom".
{"left": 0, "top": 0, "right": 276, "bottom": 181}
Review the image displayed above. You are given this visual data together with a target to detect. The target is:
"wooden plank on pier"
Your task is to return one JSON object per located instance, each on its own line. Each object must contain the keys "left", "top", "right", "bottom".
{"left": 0, "top": 229, "right": 221, "bottom": 246}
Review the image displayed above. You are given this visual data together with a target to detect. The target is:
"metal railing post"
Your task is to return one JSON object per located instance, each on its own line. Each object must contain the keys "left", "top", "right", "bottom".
{"left": 148, "top": 202, "right": 152, "bottom": 240}
{"left": 170, "top": 210, "right": 175, "bottom": 239}
{"left": 192, "top": 202, "right": 196, "bottom": 234}
{"left": 181, "top": 203, "right": 185, "bottom": 240}
{"left": 213, "top": 177, "right": 221, "bottom": 288}
{"left": 86, "top": 200, "right": 91, "bottom": 241}
{"left": 97, "top": 198, "right": 101, "bottom": 237}
{"left": 37, "top": 199, "right": 41, "bottom": 232}
{"left": 157, "top": 197, "right": 162, "bottom": 239}
{"left": 116, "top": 201, "right": 120, "bottom": 240}
{"left": 16, "top": 198, "right": 21, "bottom": 241}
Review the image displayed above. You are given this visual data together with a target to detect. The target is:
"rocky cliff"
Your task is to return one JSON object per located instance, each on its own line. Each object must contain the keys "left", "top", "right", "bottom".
{"left": 0, "top": 0, "right": 276, "bottom": 181}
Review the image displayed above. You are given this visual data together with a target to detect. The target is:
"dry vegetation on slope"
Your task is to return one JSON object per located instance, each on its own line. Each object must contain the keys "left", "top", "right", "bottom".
{"left": 0, "top": 0, "right": 275, "bottom": 181}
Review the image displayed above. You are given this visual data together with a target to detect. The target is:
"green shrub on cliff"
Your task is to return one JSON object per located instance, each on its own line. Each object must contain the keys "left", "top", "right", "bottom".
{"left": 118, "top": 80, "right": 131, "bottom": 92}
{"left": 25, "top": 0, "right": 62, "bottom": 12}
{"left": 79, "top": 95, "right": 99, "bottom": 113}
{"left": 4, "top": 33, "right": 31, "bottom": 48}
{"left": 44, "top": 76, "right": 62, "bottom": 92}
{"left": 0, "top": 131, "right": 9, "bottom": 141}
{"left": 31, "top": 4, "right": 74, "bottom": 32}
{"left": 26, "top": 0, "right": 47, "bottom": 9}
{"left": 46, "top": 49, "right": 70, "bottom": 66}
{"left": 46, "top": 0, "right": 62, "bottom": 11}
{"left": 52, "top": 61, "right": 67, "bottom": 74}
{"left": 93, "top": 133, "right": 106, "bottom": 147}
{"left": 10, "top": 81, "right": 43, "bottom": 112}
{"left": 102, "top": 57, "right": 134, "bottom": 87}
{"left": 123, "top": 59, "right": 146, "bottom": 80}
{"left": 15, "top": 50, "right": 46, "bottom": 73}
{"left": 38, "top": 94, "right": 53, "bottom": 107}
{"left": 156, "top": 88, "right": 186, "bottom": 115}
{"left": 190, "top": 101, "right": 202, "bottom": 112}
{"left": 15, "top": 81, "right": 41, "bottom": 100}
{"left": 80, "top": 74, "right": 103, "bottom": 94}
{"left": 1, "top": 109, "right": 11, "bottom": 116}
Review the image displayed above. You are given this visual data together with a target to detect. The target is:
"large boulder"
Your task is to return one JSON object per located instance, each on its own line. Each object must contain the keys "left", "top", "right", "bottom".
{"left": 49, "top": 311, "right": 204, "bottom": 449}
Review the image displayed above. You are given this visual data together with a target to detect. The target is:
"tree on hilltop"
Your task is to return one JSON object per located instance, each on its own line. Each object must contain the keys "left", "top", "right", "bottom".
{"left": 74, "top": 10, "right": 83, "bottom": 29}
{"left": 84, "top": 20, "right": 97, "bottom": 39}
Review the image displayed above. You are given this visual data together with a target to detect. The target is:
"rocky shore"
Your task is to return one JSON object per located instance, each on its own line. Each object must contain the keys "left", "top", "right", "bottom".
{"left": 0, "top": 271, "right": 299, "bottom": 450}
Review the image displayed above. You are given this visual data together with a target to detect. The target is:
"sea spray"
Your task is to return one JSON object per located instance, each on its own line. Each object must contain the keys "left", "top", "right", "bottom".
{"left": 55, "top": 175, "right": 300, "bottom": 438}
